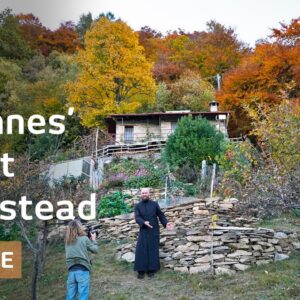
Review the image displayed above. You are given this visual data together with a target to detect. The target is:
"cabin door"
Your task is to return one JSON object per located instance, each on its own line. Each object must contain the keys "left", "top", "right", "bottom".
{"left": 124, "top": 126, "right": 134, "bottom": 143}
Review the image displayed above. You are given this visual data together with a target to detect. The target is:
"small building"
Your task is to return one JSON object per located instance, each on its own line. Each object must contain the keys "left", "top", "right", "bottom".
{"left": 48, "top": 102, "right": 229, "bottom": 188}
{"left": 105, "top": 101, "right": 229, "bottom": 145}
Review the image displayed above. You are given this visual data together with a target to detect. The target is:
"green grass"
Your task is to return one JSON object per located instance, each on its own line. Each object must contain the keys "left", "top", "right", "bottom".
{"left": 258, "top": 210, "right": 300, "bottom": 233}
{"left": 1, "top": 214, "right": 300, "bottom": 300}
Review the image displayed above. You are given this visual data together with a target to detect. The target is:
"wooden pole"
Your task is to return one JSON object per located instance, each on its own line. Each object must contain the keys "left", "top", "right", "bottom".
{"left": 210, "top": 163, "right": 216, "bottom": 198}
{"left": 201, "top": 160, "right": 207, "bottom": 191}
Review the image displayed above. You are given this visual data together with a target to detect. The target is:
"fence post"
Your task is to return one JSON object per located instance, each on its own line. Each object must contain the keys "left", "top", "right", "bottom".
{"left": 210, "top": 214, "right": 218, "bottom": 275}
{"left": 200, "top": 160, "right": 207, "bottom": 191}
{"left": 210, "top": 163, "right": 216, "bottom": 198}
{"left": 164, "top": 175, "right": 168, "bottom": 202}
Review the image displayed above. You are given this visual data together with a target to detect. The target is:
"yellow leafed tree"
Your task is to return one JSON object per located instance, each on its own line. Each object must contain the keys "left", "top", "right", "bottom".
{"left": 67, "top": 17, "right": 156, "bottom": 127}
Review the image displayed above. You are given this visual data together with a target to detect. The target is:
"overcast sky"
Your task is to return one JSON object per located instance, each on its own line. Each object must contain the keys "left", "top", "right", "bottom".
{"left": 1, "top": 0, "right": 299, "bottom": 46}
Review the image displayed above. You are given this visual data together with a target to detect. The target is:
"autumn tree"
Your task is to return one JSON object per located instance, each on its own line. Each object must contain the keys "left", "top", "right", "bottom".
{"left": 153, "top": 32, "right": 195, "bottom": 82}
{"left": 168, "top": 71, "right": 214, "bottom": 111}
{"left": 271, "top": 17, "right": 300, "bottom": 46}
{"left": 17, "top": 13, "right": 47, "bottom": 50}
{"left": 247, "top": 100, "right": 300, "bottom": 172}
{"left": 218, "top": 18, "right": 300, "bottom": 136}
{"left": 139, "top": 21, "right": 245, "bottom": 83}
{"left": 0, "top": 155, "right": 91, "bottom": 299}
{"left": 17, "top": 14, "right": 80, "bottom": 56}
{"left": 68, "top": 17, "right": 156, "bottom": 127}
{"left": 154, "top": 71, "right": 214, "bottom": 111}
{"left": 76, "top": 12, "right": 115, "bottom": 46}
{"left": 138, "top": 26, "right": 162, "bottom": 62}
{"left": 191, "top": 21, "right": 247, "bottom": 78}
{"left": 38, "top": 21, "right": 80, "bottom": 56}
{"left": 233, "top": 101, "right": 300, "bottom": 217}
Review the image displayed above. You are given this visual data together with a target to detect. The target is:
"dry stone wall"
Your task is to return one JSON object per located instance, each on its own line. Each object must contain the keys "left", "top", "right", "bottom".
{"left": 96, "top": 197, "right": 300, "bottom": 275}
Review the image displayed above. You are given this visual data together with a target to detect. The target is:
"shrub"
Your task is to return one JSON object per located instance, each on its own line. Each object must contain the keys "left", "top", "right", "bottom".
{"left": 246, "top": 100, "right": 300, "bottom": 173}
{"left": 53, "top": 175, "right": 86, "bottom": 190}
{"left": 97, "top": 191, "right": 133, "bottom": 218}
{"left": 172, "top": 181, "right": 198, "bottom": 196}
{"left": 102, "top": 172, "right": 129, "bottom": 189}
{"left": 164, "top": 115, "right": 225, "bottom": 170}
{"left": 124, "top": 173, "right": 162, "bottom": 189}
{"left": 219, "top": 102, "right": 300, "bottom": 217}
{"left": 236, "top": 101, "right": 300, "bottom": 217}
{"left": 0, "top": 223, "right": 20, "bottom": 241}
{"left": 216, "top": 140, "right": 258, "bottom": 196}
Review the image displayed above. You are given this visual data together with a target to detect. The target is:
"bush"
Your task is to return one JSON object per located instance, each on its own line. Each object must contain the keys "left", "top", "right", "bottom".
{"left": 53, "top": 175, "right": 87, "bottom": 190}
{"left": 220, "top": 102, "right": 300, "bottom": 217}
{"left": 172, "top": 181, "right": 198, "bottom": 196}
{"left": 164, "top": 116, "right": 225, "bottom": 170}
{"left": 174, "top": 163, "right": 199, "bottom": 183}
{"left": 0, "top": 223, "right": 20, "bottom": 241}
{"left": 216, "top": 140, "right": 258, "bottom": 196}
{"left": 97, "top": 191, "right": 133, "bottom": 218}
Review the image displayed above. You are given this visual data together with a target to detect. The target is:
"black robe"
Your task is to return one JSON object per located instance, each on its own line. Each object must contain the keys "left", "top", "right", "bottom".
{"left": 134, "top": 199, "right": 168, "bottom": 272}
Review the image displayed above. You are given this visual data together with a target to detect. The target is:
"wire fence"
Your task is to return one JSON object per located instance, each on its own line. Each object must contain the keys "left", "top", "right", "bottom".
{"left": 159, "top": 160, "right": 219, "bottom": 208}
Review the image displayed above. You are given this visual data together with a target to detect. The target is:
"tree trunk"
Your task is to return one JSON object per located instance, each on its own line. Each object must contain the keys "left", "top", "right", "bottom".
{"left": 40, "top": 221, "right": 48, "bottom": 274}
{"left": 31, "top": 251, "right": 39, "bottom": 300}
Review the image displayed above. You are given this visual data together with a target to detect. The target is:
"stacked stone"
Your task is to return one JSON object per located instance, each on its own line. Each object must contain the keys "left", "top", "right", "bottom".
{"left": 97, "top": 197, "right": 300, "bottom": 275}
{"left": 97, "top": 197, "right": 259, "bottom": 242}
{"left": 160, "top": 227, "right": 299, "bottom": 275}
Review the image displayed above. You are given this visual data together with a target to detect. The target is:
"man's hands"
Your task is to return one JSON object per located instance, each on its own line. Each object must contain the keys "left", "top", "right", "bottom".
{"left": 143, "top": 221, "right": 174, "bottom": 230}
{"left": 90, "top": 232, "right": 97, "bottom": 241}
{"left": 144, "top": 221, "right": 153, "bottom": 228}
{"left": 166, "top": 222, "right": 174, "bottom": 230}
{"left": 144, "top": 221, "right": 174, "bottom": 230}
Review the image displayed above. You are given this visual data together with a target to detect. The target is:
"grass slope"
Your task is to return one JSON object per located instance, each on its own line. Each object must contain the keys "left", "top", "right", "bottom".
{"left": 1, "top": 213, "right": 300, "bottom": 300}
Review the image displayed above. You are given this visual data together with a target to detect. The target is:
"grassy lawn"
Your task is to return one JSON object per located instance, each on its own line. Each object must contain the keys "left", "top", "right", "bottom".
{"left": 1, "top": 213, "right": 300, "bottom": 300}
{"left": 258, "top": 210, "right": 300, "bottom": 233}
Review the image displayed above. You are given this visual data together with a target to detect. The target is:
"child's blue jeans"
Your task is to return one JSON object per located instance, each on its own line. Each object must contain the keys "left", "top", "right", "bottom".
{"left": 66, "top": 270, "right": 90, "bottom": 300}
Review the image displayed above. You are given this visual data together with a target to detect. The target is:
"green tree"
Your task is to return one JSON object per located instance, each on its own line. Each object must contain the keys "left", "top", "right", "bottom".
{"left": 164, "top": 116, "right": 224, "bottom": 169}
{"left": 0, "top": 8, "right": 32, "bottom": 60}
{"left": 154, "top": 71, "right": 214, "bottom": 112}
{"left": 155, "top": 82, "right": 171, "bottom": 111}
{"left": 168, "top": 71, "right": 214, "bottom": 111}
{"left": 76, "top": 12, "right": 93, "bottom": 44}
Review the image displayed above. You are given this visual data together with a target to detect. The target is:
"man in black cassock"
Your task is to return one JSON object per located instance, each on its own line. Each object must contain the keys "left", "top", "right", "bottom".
{"left": 134, "top": 188, "right": 174, "bottom": 279}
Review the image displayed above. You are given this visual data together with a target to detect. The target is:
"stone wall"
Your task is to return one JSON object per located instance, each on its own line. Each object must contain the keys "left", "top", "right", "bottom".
{"left": 96, "top": 197, "right": 300, "bottom": 275}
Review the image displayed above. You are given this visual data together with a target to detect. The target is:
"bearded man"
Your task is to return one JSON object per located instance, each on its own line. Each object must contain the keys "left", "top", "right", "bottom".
{"left": 134, "top": 188, "right": 174, "bottom": 279}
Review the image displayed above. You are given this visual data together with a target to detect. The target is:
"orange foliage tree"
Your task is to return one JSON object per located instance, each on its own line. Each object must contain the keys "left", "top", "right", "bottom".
{"left": 217, "top": 18, "right": 300, "bottom": 136}
{"left": 18, "top": 14, "right": 80, "bottom": 56}
{"left": 38, "top": 21, "right": 80, "bottom": 56}
{"left": 17, "top": 13, "right": 46, "bottom": 50}
{"left": 139, "top": 21, "right": 245, "bottom": 83}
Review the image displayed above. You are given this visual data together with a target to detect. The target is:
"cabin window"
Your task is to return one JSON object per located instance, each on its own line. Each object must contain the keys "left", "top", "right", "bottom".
{"left": 124, "top": 126, "right": 134, "bottom": 143}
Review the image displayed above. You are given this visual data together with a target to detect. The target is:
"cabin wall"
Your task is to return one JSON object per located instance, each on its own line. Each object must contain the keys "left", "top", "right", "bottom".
{"left": 160, "top": 121, "right": 173, "bottom": 139}
{"left": 114, "top": 116, "right": 228, "bottom": 144}
{"left": 115, "top": 122, "right": 160, "bottom": 144}
{"left": 210, "top": 120, "right": 227, "bottom": 135}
